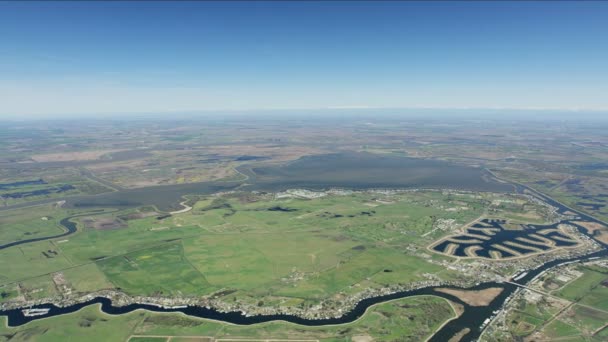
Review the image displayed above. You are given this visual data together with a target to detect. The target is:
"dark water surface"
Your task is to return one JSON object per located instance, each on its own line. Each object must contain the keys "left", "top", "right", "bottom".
{"left": 247, "top": 152, "right": 514, "bottom": 193}
{"left": 61, "top": 152, "right": 514, "bottom": 211}
{"left": 0, "top": 152, "right": 512, "bottom": 212}
{"left": 433, "top": 219, "right": 578, "bottom": 259}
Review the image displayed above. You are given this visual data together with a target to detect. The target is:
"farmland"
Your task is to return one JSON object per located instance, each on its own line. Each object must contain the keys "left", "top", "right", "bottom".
{"left": 483, "top": 260, "right": 608, "bottom": 341}
{"left": 2, "top": 117, "right": 608, "bottom": 341}
{"left": 2, "top": 190, "right": 494, "bottom": 303}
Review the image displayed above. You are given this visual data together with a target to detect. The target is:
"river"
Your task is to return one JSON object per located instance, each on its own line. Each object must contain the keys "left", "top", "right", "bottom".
{"left": 1, "top": 181, "right": 606, "bottom": 341}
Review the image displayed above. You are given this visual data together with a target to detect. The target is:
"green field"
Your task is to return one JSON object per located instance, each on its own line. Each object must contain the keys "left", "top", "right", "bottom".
{"left": 0, "top": 295, "right": 456, "bottom": 342}
{"left": 0, "top": 204, "right": 67, "bottom": 246}
{"left": 556, "top": 266, "right": 608, "bottom": 305}
{"left": 497, "top": 262, "right": 608, "bottom": 341}
{"left": 1, "top": 190, "right": 552, "bottom": 308}
{"left": 0, "top": 189, "right": 558, "bottom": 341}
{"left": 98, "top": 242, "right": 213, "bottom": 296}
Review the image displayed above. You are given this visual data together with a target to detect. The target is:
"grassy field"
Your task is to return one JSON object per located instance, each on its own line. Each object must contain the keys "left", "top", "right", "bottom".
{"left": 497, "top": 263, "right": 608, "bottom": 341}
{"left": 501, "top": 292, "right": 567, "bottom": 338}
{"left": 0, "top": 295, "right": 456, "bottom": 342}
{"left": 0, "top": 263, "right": 115, "bottom": 304}
{"left": 543, "top": 319, "right": 581, "bottom": 339}
{"left": 0, "top": 190, "right": 553, "bottom": 306}
{"left": 0, "top": 190, "right": 551, "bottom": 314}
{"left": 544, "top": 265, "right": 608, "bottom": 340}
{"left": 0, "top": 204, "right": 68, "bottom": 246}
{"left": 98, "top": 242, "right": 213, "bottom": 296}
{"left": 0, "top": 240, "right": 73, "bottom": 283}
{"left": 556, "top": 266, "right": 608, "bottom": 305}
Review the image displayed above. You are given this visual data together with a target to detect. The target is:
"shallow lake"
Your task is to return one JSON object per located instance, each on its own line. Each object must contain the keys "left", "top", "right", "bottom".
{"left": 60, "top": 152, "right": 514, "bottom": 211}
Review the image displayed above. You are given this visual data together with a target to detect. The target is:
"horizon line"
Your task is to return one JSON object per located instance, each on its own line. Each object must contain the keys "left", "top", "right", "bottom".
{"left": 2, "top": 105, "right": 608, "bottom": 120}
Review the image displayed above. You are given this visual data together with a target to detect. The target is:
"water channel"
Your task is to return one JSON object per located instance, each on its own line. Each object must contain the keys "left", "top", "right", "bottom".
{"left": 1, "top": 178, "right": 607, "bottom": 341}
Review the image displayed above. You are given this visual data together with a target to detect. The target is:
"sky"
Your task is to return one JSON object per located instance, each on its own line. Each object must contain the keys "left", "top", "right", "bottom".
{"left": 1, "top": 1, "right": 608, "bottom": 118}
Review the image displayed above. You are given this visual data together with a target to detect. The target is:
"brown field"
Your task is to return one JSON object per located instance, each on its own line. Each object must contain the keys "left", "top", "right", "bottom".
{"left": 573, "top": 221, "right": 608, "bottom": 244}
{"left": 31, "top": 150, "right": 122, "bottom": 162}
{"left": 573, "top": 221, "right": 608, "bottom": 234}
{"left": 120, "top": 211, "right": 159, "bottom": 220}
{"left": 447, "top": 328, "right": 471, "bottom": 342}
{"left": 204, "top": 144, "right": 325, "bottom": 162}
{"left": 449, "top": 301, "right": 465, "bottom": 317}
{"left": 436, "top": 287, "right": 504, "bottom": 306}
{"left": 592, "top": 231, "right": 608, "bottom": 244}
{"left": 82, "top": 217, "right": 126, "bottom": 230}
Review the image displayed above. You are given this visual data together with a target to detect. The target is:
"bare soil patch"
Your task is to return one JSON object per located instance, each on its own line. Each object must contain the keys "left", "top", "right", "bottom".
{"left": 447, "top": 328, "right": 470, "bottom": 342}
{"left": 436, "top": 287, "right": 504, "bottom": 306}
{"left": 31, "top": 150, "right": 121, "bottom": 162}
{"left": 573, "top": 221, "right": 608, "bottom": 234}
{"left": 573, "top": 221, "right": 608, "bottom": 244}
{"left": 82, "top": 217, "right": 126, "bottom": 230}
{"left": 464, "top": 245, "right": 483, "bottom": 257}
{"left": 120, "top": 211, "right": 159, "bottom": 220}
{"left": 449, "top": 300, "right": 465, "bottom": 317}
{"left": 205, "top": 144, "right": 325, "bottom": 163}
{"left": 351, "top": 335, "right": 373, "bottom": 342}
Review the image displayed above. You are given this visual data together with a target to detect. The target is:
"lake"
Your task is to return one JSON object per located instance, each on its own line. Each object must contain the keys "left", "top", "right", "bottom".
{"left": 61, "top": 152, "right": 514, "bottom": 211}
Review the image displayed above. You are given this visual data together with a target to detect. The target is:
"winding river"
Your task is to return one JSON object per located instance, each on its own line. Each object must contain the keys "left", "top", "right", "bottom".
{"left": 1, "top": 180, "right": 607, "bottom": 341}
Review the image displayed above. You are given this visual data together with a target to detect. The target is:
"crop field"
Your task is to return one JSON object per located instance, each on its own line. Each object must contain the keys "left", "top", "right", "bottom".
{"left": 0, "top": 295, "right": 456, "bottom": 342}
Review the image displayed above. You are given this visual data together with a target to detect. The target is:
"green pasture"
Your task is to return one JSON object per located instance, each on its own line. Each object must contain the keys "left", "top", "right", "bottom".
{"left": 97, "top": 242, "right": 213, "bottom": 297}
{"left": 556, "top": 267, "right": 608, "bottom": 303}
{"left": 543, "top": 319, "right": 581, "bottom": 339}
{"left": 0, "top": 240, "right": 73, "bottom": 282}
{"left": 0, "top": 190, "right": 548, "bottom": 308}
{"left": 183, "top": 231, "right": 356, "bottom": 292}
{"left": 0, "top": 204, "right": 67, "bottom": 245}
{"left": 567, "top": 305, "right": 608, "bottom": 333}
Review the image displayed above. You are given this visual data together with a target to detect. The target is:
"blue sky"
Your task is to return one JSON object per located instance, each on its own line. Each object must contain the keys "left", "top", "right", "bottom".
{"left": 1, "top": 1, "right": 607, "bottom": 117}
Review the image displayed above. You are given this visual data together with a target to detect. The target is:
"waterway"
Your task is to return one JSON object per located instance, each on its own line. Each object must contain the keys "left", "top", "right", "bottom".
{"left": 0, "top": 211, "right": 111, "bottom": 250}
{"left": 2, "top": 247, "right": 606, "bottom": 341}
{"left": 0, "top": 152, "right": 514, "bottom": 213}
{"left": 0, "top": 175, "right": 606, "bottom": 341}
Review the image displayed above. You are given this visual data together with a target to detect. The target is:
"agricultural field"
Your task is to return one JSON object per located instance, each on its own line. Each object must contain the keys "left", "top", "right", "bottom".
{"left": 0, "top": 295, "right": 456, "bottom": 342}
{"left": 0, "top": 192, "right": 482, "bottom": 301}
{"left": 555, "top": 266, "right": 608, "bottom": 306}
{"left": 483, "top": 261, "right": 608, "bottom": 341}
{"left": 0, "top": 177, "right": 112, "bottom": 207}
{"left": 2, "top": 118, "right": 608, "bottom": 341}
{"left": 0, "top": 204, "right": 67, "bottom": 246}
{"left": 0, "top": 190, "right": 547, "bottom": 308}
